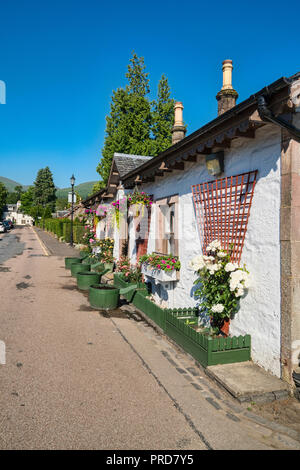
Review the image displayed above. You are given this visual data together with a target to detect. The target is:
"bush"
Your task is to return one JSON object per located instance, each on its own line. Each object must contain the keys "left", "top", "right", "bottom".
{"left": 39, "top": 217, "right": 85, "bottom": 244}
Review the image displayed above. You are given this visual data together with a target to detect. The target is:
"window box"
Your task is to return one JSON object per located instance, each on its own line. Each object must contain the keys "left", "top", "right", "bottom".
{"left": 141, "top": 263, "right": 179, "bottom": 283}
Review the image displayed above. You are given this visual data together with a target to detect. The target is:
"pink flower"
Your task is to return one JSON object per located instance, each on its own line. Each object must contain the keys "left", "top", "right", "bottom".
{"left": 157, "top": 264, "right": 161, "bottom": 269}
{"left": 166, "top": 265, "right": 171, "bottom": 269}
{"left": 161, "top": 260, "right": 166, "bottom": 264}
{"left": 172, "top": 259, "right": 176, "bottom": 263}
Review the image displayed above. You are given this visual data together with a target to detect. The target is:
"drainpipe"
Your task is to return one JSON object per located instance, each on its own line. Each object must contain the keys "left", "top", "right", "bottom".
{"left": 257, "top": 95, "right": 300, "bottom": 141}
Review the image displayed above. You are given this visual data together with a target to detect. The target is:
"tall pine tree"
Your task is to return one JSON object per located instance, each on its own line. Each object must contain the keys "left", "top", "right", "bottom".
{"left": 152, "top": 74, "right": 175, "bottom": 155}
{"left": 95, "top": 53, "right": 153, "bottom": 191}
{"left": 33, "top": 167, "right": 56, "bottom": 212}
{"left": 94, "top": 53, "right": 180, "bottom": 193}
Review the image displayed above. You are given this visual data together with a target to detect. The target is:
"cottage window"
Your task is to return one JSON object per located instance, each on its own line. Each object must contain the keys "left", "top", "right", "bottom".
{"left": 155, "top": 195, "right": 179, "bottom": 256}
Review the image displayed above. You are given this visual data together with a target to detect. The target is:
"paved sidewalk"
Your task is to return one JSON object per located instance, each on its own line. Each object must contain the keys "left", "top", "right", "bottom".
{"left": 33, "top": 227, "right": 79, "bottom": 257}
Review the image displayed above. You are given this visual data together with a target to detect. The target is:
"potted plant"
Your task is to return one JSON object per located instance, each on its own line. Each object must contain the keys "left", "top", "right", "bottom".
{"left": 190, "top": 240, "right": 251, "bottom": 337}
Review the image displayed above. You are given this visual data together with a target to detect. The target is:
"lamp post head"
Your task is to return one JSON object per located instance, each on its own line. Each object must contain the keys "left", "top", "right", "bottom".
{"left": 70, "top": 174, "right": 75, "bottom": 187}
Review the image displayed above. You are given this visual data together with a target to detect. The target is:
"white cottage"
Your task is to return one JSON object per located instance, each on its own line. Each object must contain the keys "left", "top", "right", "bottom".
{"left": 90, "top": 62, "right": 300, "bottom": 386}
{"left": 3, "top": 201, "right": 33, "bottom": 225}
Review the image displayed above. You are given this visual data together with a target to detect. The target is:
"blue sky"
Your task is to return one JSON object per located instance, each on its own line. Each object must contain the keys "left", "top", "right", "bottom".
{"left": 0, "top": 0, "right": 299, "bottom": 188}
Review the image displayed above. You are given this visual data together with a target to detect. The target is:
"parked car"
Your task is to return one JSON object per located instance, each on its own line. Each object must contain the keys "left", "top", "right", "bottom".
{"left": 0, "top": 222, "right": 7, "bottom": 233}
{"left": 3, "top": 220, "right": 11, "bottom": 231}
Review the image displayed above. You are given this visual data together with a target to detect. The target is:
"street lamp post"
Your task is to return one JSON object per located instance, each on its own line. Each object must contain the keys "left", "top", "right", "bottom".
{"left": 70, "top": 174, "right": 75, "bottom": 246}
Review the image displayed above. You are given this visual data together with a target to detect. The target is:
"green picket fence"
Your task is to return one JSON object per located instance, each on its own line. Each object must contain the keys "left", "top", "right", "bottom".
{"left": 113, "top": 273, "right": 251, "bottom": 367}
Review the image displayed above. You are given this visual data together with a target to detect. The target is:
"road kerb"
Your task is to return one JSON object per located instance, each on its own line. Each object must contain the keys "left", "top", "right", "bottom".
{"left": 31, "top": 226, "right": 50, "bottom": 256}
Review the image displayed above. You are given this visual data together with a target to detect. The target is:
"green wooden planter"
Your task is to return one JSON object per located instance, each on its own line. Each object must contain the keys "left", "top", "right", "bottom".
{"left": 113, "top": 274, "right": 251, "bottom": 368}
{"left": 89, "top": 285, "right": 120, "bottom": 310}
{"left": 114, "top": 273, "right": 147, "bottom": 302}
{"left": 65, "top": 257, "right": 81, "bottom": 269}
{"left": 133, "top": 292, "right": 166, "bottom": 330}
{"left": 71, "top": 262, "right": 91, "bottom": 277}
{"left": 76, "top": 271, "right": 101, "bottom": 291}
{"left": 165, "top": 309, "right": 251, "bottom": 367}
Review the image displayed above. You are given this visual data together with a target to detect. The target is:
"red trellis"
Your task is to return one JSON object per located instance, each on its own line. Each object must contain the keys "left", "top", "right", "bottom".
{"left": 191, "top": 170, "right": 258, "bottom": 264}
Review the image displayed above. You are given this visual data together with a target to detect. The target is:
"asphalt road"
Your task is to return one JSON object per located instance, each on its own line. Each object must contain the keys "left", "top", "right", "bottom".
{"left": 0, "top": 227, "right": 299, "bottom": 450}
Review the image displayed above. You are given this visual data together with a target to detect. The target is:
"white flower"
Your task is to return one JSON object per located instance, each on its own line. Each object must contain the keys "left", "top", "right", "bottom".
{"left": 211, "top": 304, "right": 225, "bottom": 313}
{"left": 207, "top": 239, "right": 222, "bottom": 252}
{"left": 230, "top": 269, "right": 251, "bottom": 288}
{"left": 235, "top": 287, "right": 244, "bottom": 297}
{"left": 208, "top": 263, "right": 222, "bottom": 274}
{"left": 203, "top": 255, "right": 214, "bottom": 262}
{"left": 190, "top": 255, "right": 205, "bottom": 272}
{"left": 217, "top": 251, "right": 227, "bottom": 258}
{"left": 225, "top": 262, "right": 239, "bottom": 272}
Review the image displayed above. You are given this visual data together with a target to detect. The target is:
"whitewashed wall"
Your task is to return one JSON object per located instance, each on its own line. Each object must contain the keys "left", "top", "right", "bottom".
{"left": 130, "top": 125, "right": 282, "bottom": 377}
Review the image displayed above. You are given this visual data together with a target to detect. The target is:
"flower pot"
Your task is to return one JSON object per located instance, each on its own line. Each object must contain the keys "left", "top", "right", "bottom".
{"left": 89, "top": 285, "right": 120, "bottom": 310}
{"left": 71, "top": 262, "right": 91, "bottom": 277}
{"left": 65, "top": 257, "right": 82, "bottom": 269}
{"left": 76, "top": 272, "right": 101, "bottom": 291}
{"left": 220, "top": 318, "right": 230, "bottom": 337}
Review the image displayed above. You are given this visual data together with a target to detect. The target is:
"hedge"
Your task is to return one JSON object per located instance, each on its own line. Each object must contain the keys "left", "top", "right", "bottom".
{"left": 36, "top": 218, "right": 85, "bottom": 244}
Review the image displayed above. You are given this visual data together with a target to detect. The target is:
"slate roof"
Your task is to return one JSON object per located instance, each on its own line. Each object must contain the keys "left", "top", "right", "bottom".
{"left": 113, "top": 153, "right": 153, "bottom": 178}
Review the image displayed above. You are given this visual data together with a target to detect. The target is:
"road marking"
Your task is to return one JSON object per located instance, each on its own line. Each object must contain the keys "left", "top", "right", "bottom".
{"left": 30, "top": 227, "right": 49, "bottom": 256}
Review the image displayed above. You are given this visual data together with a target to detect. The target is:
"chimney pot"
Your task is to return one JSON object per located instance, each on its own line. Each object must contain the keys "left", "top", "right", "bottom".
{"left": 172, "top": 101, "right": 186, "bottom": 145}
{"left": 216, "top": 59, "right": 238, "bottom": 115}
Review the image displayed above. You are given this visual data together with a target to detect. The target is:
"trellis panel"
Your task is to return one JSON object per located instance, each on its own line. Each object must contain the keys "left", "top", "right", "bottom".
{"left": 191, "top": 170, "right": 258, "bottom": 263}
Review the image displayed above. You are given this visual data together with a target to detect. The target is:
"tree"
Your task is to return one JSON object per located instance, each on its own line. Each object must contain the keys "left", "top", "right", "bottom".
{"left": 0, "top": 182, "right": 8, "bottom": 216}
{"left": 6, "top": 192, "right": 19, "bottom": 204}
{"left": 6, "top": 185, "right": 24, "bottom": 205}
{"left": 14, "top": 185, "right": 23, "bottom": 200}
{"left": 33, "top": 167, "right": 56, "bottom": 212}
{"left": 96, "top": 53, "right": 154, "bottom": 189}
{"left": 19, "top": 186, "right": 34, "bottom": 215}
{"left": 152, "top": 74, "right": 175, "bottom": 155}
{"left": 56, "top": 197, "right": 68, "bottom": 211}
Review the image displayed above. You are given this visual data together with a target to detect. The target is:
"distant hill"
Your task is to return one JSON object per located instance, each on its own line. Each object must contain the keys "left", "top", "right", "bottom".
{"left": 0, "top": 176, "right": 97, "bottom": 200}
{"left": 56, "top": 181, "right": 97, "bottom": 200}
{"left": 0, "top": 176, "right": 30, "bottom": 193}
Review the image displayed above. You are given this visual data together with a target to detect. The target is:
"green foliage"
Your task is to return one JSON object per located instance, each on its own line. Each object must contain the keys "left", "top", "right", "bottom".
{"left": 95, "top": 52, "right": 178, "bottom": 190}
{"left": 152, "top": 74, "right": 175, "bottom": 155}
{"left": 20, "top": 186, "right": 34, "bottom": 216}
{"left": 37, "top": 217, "right": 86, "bottom": 244}
{"left": 56, "top": 197, "right": 68, "bottom": 211}
{"left": 0, "top": 176, "right": 29, "bottom": 193}
{"left": 0, "top": 181, "right": 8, "bottom": 216}
{"left": 33, "top": 167, "right": 56, "bottom": 211}
{"left": 191, "top": 241, "right": 250, "bottom": 332}
{"left": 14, "top": 185, "right": 23, "bottom": 200}
{"left": 90, "top": 181, "right": 104, "bottom": 195}
{"left": 6, "top": 192, "right": 19, "bottom": 204}
{"left": 56, "top": 182, "right": 96, "bottom": 200}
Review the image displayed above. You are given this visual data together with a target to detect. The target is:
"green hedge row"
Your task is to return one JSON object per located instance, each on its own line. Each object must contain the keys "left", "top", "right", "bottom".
{"left": 36, "top": 218, "right": 86, "bottom": 244}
